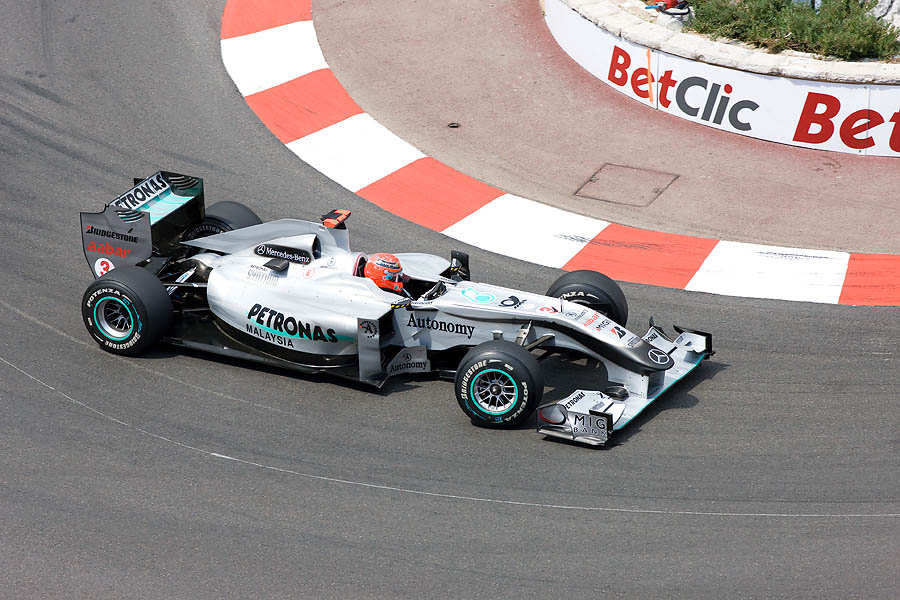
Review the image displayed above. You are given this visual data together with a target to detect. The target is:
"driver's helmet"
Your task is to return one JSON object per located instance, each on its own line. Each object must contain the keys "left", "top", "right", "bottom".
{"left": 364, "top": 253, "right": 404, "bottom": 293}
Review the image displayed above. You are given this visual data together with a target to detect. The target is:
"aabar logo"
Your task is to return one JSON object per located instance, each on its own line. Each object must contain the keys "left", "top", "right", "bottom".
{"left": 86, "top": 241, "right": 131, "bottom": 257}
{"left": 607, "top": 45, "right": 759, "bottom": 131}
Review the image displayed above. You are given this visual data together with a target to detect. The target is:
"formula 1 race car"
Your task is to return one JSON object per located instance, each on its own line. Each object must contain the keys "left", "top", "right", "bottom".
{"left": 79, "top": 172, "right": 713, "bottom": 445}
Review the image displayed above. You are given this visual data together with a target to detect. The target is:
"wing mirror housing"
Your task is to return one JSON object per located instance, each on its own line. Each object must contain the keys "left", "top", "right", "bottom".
{"left": 448, "top": 250, "right": 470, "bottom": 281}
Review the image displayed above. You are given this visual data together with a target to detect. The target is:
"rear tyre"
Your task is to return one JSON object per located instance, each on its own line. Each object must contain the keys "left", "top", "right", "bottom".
{"left": 546, "top": 269, "right": 628, "bottom": 326}
{"left": 454, "top": 340, "right": 543, "bottom": 428}
{"left": 82, "top": 266, "right": 173, "bottom": 356}
{"left": 184, "top": 200, "right": 262, "bottom": 240}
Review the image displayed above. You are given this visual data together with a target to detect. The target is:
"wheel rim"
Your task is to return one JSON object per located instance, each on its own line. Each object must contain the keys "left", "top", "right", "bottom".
{"left": 469, "top": 368, "right": 519, "bottom": 415}
{"left": 94, "top": 296, "right": 134, "bottom": 341}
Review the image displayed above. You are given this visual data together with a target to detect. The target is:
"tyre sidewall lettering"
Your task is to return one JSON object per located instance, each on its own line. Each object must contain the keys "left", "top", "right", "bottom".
{"left": 183, "top": 220, "right": 228, "bottom": 241}
{"left": 83, "top": 285, "right": 143, "bottom": 349}
{"left": 459, "top": 359, "right": 489, "bottom": 402}
{"left": 559, "top": 291, "right": 600, "bottom": 302}
{"left": 459, "top": 357, "right": 528, "bottom": 423}
{"left": 560, "top": 290, "right": 615, "bottom": 317}
{"left": 509, "top": 381, "right": 528, "bottom": 421}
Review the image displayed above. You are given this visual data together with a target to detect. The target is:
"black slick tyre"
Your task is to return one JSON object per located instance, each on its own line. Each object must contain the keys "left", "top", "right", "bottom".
{"left": 81, "top": 266, "right": 173, "bottom": 356}
{"left": 184, "top": 200, "right": 262, "bottom": 240}
{"left": 454, "top": 340, "right": 543, "bottom": 428}
{"left": 546, "top": 269, "right": 628, "bottom": 326}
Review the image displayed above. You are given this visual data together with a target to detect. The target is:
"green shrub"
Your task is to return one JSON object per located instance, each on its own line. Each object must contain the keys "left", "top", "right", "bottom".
{"left": 686, "top": 0, "right": 900, "bottom": 60}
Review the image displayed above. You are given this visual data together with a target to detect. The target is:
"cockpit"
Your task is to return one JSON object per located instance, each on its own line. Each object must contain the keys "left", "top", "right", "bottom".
{"left": 353, "top": 252, "right": 451, "bottom": 300}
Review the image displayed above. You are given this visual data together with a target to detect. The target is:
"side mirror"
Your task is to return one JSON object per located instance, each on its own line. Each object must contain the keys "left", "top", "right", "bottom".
{"left": 449, "top": 250, "right": 470, "bottom": 281}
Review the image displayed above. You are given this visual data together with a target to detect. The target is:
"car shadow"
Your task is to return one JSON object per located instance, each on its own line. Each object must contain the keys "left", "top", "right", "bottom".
{"left": 136, "top": 344, "right": 725, "bottom": 443}
{"left": 137, "top": 344, "right": 366, "bottom": 391}
{"left": 138, "top": 343, "right": 442, "bottom": 397}
{"left": 608, "top": 360, "right": 727, "bottom": 447}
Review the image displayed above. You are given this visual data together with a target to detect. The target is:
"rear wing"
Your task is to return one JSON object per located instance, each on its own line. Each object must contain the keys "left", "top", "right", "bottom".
{"left": 80, "top": 171, "right": 205, "bottom": 278}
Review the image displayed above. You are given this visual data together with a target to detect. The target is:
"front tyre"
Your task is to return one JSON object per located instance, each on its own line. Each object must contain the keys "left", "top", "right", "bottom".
{"left": 546, "top": 269, "right": 628, "bottom": 326}
{"left": 454, "top": 340, "right": 543, "bottom": 428}
{"left": 82, "top": 266, "right": 173, "bottom": 356}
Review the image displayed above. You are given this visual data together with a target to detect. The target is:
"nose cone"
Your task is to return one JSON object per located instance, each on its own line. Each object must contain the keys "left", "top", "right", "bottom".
{"left": 646, "top": 347, "right": 674, "bottom": 369}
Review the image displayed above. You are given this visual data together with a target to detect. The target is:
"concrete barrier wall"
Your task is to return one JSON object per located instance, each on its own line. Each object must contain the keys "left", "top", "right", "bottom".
{"left": 545, "top": 0, "right": 900, "bottom": 157}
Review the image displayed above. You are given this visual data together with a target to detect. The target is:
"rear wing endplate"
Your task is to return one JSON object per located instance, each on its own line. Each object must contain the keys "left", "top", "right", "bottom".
{"left": 80, "top": 171, "right": 205, "bottom": 278}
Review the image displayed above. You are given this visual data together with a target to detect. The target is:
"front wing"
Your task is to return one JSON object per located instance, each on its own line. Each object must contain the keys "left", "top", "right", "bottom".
{"left": 536, "top": 323, "right": 713, "bottom": 446}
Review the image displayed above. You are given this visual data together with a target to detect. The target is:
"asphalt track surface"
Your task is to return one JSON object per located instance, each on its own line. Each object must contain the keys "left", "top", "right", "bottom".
{"left": 1, "top": 1, "right": 898, "bottom": 599}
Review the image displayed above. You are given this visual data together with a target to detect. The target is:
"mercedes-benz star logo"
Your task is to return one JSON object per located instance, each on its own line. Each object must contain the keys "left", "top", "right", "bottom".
{"left": 648, "top": 348, "right": 670, "bottom": 365}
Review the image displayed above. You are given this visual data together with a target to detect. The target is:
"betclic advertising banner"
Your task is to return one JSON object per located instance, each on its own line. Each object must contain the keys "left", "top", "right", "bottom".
{"left": 545, "top": 0, "right": 900, "bottom": 156}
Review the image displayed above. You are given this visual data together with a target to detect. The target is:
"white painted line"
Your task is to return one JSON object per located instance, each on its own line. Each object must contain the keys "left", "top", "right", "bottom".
{"left": 221, "top": 21, "right": 327, "bottom": 96}
{"left": 285, "top": 113, "right": 426, "bottom": 192}
{"left": 210, "top": 452, "right": 239, "bottom": 461}
{"left": 5, "top": 352, "right": 897, "bottom": 518}
{"left": 442, "top": 194, "right": 610, "bottom": 268}
{"left": 685, "top": 241, "right": 851, "bottom": 303}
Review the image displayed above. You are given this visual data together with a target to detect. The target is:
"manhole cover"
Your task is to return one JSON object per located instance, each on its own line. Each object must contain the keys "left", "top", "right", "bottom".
{"left": 575, "top": 164, "right": 678, "bottom": 207}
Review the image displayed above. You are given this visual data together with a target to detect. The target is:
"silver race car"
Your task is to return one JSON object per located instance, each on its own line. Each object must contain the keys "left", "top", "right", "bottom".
{"left": 80, "top": 172, "right": 713, "bottom": 445}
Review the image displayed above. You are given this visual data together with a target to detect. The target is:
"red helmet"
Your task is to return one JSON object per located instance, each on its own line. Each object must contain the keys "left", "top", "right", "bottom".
{"left": 364, "top": 253, "right": 404, "bottom": 292}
